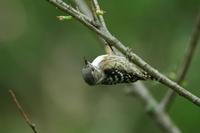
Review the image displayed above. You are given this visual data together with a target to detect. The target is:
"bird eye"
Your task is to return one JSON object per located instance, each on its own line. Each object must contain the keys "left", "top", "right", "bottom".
{"left": 91, "top": 67, "right": 95, "bottom": 71}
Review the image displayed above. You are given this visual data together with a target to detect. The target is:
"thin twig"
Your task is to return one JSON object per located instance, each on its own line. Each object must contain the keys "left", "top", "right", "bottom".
{"left": 90, "top": 0, "right": 116, "bottom": 54}
{"left": 89, "top": 0, "right": 99, "bottom": 23}
{"left": 74, "top": 0, "right": 93, "bottom": 19}
{"left": 91, "top": 0, "right": 107, "bottom": 30}
{"left": 9, "top": 89, "right": 38, "bottom": 133}
{"left": 78, "top": 0, "right": 113, "bottom": 54}
{"left": 160, "top": 12, "right": 200, "bottom": 111}
{"left": 47, "top": 0, "right": 200, "bottom": 107}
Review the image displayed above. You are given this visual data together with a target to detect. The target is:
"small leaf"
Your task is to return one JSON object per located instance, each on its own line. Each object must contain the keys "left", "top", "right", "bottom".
{"left": 96, "top": 9, "right": 106, "bottom": 15}
{"left": 57, "top": 15, "right": 73, "bottom": 21}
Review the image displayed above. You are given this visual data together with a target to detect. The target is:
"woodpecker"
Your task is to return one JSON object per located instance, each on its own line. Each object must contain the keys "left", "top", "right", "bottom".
{"left": 82, "top": 54, "right": 152, "bottom": 85}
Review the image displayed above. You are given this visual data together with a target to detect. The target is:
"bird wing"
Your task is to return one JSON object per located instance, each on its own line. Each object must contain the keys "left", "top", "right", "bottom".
{"left": 99, "top": 55, "right": 149, "bottom": 79}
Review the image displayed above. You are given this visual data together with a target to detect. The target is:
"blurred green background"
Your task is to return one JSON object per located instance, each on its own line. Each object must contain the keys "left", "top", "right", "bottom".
{"left": 0, "top": 0, "right": 200, "bottom": 133}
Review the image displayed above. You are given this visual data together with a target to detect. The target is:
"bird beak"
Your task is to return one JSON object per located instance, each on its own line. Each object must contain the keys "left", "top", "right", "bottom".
{"left": 83, "top": 57, "right": 90, "bottom": 65}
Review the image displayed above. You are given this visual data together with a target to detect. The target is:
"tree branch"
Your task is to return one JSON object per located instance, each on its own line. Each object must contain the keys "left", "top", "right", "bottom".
{"left": 160, "top": 12, "right": 200, "bottom": 111}
{"left": 9, "top": 89, "right": 38, "bottom": 133}
{"left": 75, "top": 0, "right": 113, "bottom": 54}
{"left": 55, "top": 0, "right": 181, "bottom": 133}
{"left": 90, "top": 0, "right": 107, "bottom": 30}
{"left": 72, "top": 1, "right": 181, "bottom": 132}
{"left": 127, "top": 82, "right": 181, "bottom": 133}
{"left": 47, "top": 0, "right": 200, "bottom": 106}
{"left": 74, "top": 0, "right": 93, "bottom": 19}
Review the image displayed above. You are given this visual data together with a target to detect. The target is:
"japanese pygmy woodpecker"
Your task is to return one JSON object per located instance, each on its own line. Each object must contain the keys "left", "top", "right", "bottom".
{"left": 82, "top": 54, "right": 152, "bottom": 85}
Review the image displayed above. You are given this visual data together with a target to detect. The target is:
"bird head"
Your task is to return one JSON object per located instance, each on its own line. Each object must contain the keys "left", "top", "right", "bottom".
{"left": 82, "top": 58, "right": 104, "bottom": 85}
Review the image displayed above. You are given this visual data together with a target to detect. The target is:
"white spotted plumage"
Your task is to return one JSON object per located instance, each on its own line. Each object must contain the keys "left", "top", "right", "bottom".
{"left": 82, "top": 54, "right": 152, "bottom": 85}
